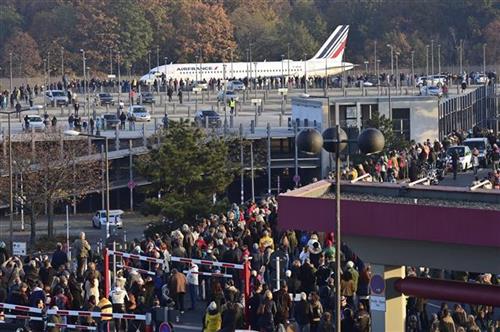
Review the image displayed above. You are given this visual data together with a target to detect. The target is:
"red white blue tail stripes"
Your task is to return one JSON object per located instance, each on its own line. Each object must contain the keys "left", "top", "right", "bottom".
{"left": 312, "top": 25, "right": 349, "bottom": 60}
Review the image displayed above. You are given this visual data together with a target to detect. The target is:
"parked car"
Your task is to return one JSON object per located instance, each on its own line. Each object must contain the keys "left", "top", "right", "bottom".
{"left": 195, "top": 110, "right": 221, "bottom": 128}
{"left": 227, "top": 80, "right": 246, "bottom": 91}
{"left": 92, "top": 209, "right": 124, "bottom": 228}
{"left": 420, "top": 85, "right": 442, "bottom": 97}
{"left": 463, "top": 137, "right": 490, "bottom": 166}
{"left": 140, "top": 92, "right": 155, "bottom": 104}
{"left": 98, "top": 92, "right": 115, "bottom": 106}
{"left": 102, "top": 113, "right": 120, "bottom": 129}
{"left": 446, "top": 145, "right": 472, "bottom": 171}
{"left": 415, "top": 75, "right": 447, "bottom": 87}
{"left": 217, "top": 90, "right": 240, "bottom": 103}
{"left": 45, "top": 90, "right": 69, "bottom": 106}
{"left": 26, "top": 115, "right": 45, "bottom": 131}
{"left": 127, "top": 105, "right": 151, "bottom": 122}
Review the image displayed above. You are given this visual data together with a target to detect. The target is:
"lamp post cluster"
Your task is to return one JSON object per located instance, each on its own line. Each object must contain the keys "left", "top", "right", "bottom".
{"left": 297, "top": 126, "right": 385, "bottom": 332}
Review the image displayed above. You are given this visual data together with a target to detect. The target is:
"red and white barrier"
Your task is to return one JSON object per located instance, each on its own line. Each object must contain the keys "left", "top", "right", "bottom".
{"left": 0, "top": 303, "right": 146, "bottom": 320}
{"left": 108, "top": 250, "right": 244, "bottom": 270}
{"left": 0, "top": 313, "right": 97, "bottom": 330}
{"left": 182, "top": 270, "right": 232, "bottom": 278}
{"left": 47, "top": 322, "right": 97, "bottom": 331}
{"left": 117, "top": 264, "right": 156, "bottom": 276}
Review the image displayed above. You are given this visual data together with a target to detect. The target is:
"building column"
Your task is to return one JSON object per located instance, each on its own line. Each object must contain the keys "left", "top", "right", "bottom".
{"left": 356, "top": 101, "right": 362, "bottom": 130}
{"left": 371, "top": 265, "right": 406, "bottom": 332}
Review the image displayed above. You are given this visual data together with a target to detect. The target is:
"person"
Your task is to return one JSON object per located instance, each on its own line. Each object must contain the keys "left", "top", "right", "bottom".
{"left": 229, "top": 98, "right": 236, "bottom": 115}
{"left": 97, "top": 293, "right": 113, "bottom": 332}
{"left": 295, "top": 292, "right": 311, "bottom": 332}
{"left": 68, "top": 113, "right": 75, "bottom": 129}
{"left": 310, "top": 292, "right": 323, "bottom": 332}
{"left": 439, "top": 307, "right": 456, "bottom": 332}
{"left": 492, "top": 144, "right": 500, "bottom": 171}
{"left": 51, "top": 242, "right": 68, "bottom": 271}
{"left": 472, "top": 147, "right": 480, "bottom": 175}
{"left": 24, "top": 114, "right": 30, "bottom": 131}
{"left": 258, "top": 290, "right": 276, "bottom": 332}
{"left": 51, "top": 115, "right": 57, "bottom": 129}
{"left": 72, "top": 232, "right": 91, "bottom": 280}
{"left": 89, "top": 117, "right": 95, "bottom": 134}
{"left": 203, "top": 301, "right": 221, "bottom": 332}
{"left": 178, "top": 89, "right": 183, "bottom": 104}
{"left": 119, "top": 111, "right": 127, "bottom": 130}
{"left": 186, "top": 263, "right": 199, "bottom": 310}
{"left": 273, "top": 281, "right": 291, "bottom": 327}
{"left": 355, "top": 302, "right": 371, "bottom": 332}
{"left": 168, "top": 268, "right": 187, "bottom": 313}
{"left": 162, "top": 112, "right": 169, "bottom": 129}
{"left": 451, "top": 149, "right": 459, "bottom": 180}
{"left": 110, "top": 276, "right": 129, "bottom": 332}
{"left": 167, "top": 86, "right": 173, "bottom": 102}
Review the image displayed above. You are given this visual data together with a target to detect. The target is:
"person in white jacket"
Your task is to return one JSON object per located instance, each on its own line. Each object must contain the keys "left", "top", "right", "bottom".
{"left": 186, "top": 263, "right": 199, "bottom": 310}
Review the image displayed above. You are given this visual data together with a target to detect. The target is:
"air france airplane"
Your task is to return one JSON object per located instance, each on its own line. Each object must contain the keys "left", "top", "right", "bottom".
{"left": 140, "top": 25, "right": 352, "bottom": 83}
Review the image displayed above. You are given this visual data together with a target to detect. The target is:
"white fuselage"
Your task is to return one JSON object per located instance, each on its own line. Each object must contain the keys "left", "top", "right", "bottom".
{"left": 140, "top": 59, "right": 354, "bottom": 83}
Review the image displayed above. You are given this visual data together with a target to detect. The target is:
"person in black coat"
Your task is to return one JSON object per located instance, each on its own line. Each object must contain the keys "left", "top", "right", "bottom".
{"left": 51, "top": 243, "right": 68, "bottom": 271}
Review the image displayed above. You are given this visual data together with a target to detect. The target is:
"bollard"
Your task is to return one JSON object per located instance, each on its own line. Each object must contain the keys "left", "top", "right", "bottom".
{"left": 60, "top": 106, "right": 64, "bottom": 116}
{"left": 230, "top": 114, "right": 234, "bottom": 128}
{"left": 205, "top": 115, "right": 209, "bottom": 128}
{"left": 279, "top": 113, "right": 283, "bottom": 127}
{"left": 250, "top": 120, "right": 255, "bottom": 134}
{"left": 151, "top": 103, "right": 155, "bottom": 115}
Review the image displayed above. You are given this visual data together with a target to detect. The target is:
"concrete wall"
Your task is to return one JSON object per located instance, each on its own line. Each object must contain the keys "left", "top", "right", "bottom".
{"left": 376, "top": 97, "right": 439, "bottom": 143}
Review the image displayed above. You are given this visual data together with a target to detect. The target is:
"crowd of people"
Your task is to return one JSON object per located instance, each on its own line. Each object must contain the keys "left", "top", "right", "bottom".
{"left": 0, "top": 194, "right": 497, "bottom": 331}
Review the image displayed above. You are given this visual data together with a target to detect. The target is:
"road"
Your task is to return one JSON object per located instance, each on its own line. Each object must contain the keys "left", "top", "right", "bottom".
{"left": 0, "top": 211, "right": 154, "bottom": 252}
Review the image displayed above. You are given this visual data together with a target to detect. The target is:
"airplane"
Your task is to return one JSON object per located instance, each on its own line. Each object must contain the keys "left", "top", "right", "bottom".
{"left": 140, "top": 25, "right": 353, "bottom": 84}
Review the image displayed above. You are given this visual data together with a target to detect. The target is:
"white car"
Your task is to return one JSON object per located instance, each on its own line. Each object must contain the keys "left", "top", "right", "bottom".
{"left": 217, "top": 90, "right": 239, "bottom": 102}
{"left": 45, "top": 90, "right": 69, "bottom": 106}
{"left": 127, "top": 105, "right": 151, "bottom": 122}
{"left": 415, "top": 75, "right": 447, "bottom": 87}
{"left": 420, "top": 86, "right": 443, "bottom": 97}
{"left": 26, "top": 115, "right": 46, "bottom": 131}
{"left": 446, "top": 145, "right": 472, "bottom": 171}
{"left": 227, "top": 80, "right": 246, "bottom": 91}
{"left": 92, "top": 209, "right": 124, "bottom": 228}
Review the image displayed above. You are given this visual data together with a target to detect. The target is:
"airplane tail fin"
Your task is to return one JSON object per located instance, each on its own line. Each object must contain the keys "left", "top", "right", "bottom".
{"left": 311, "top": 25, "right": 349, "bottom": 62}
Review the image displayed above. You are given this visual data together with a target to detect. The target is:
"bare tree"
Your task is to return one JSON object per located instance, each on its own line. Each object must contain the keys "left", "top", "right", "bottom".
{"left": 1, "top": 134, "right": 102, "bottom": 241}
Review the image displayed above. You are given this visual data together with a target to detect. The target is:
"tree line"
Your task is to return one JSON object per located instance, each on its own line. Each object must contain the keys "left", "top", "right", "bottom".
{"left": 0, "top": 0, "right": 499, "bottom": 79}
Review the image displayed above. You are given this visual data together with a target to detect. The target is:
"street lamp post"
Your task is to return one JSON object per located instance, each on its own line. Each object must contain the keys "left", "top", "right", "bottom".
{"left": 61, "top": 47, "right": 64, "bottom": 77}
{"left": 281, "top": 54, "right": 285, "bottom": 88}
{"left": 431, "top": 39, "right": 434, "bottom": 76}
{"left": 117, "top": 51, "right": 121, "bottom": 103}
{"left": 438, "top": 44, "right": 441, "bottom": 75}
{"left": 411, "top": 51, "right": 415, "bottom": 94}
{"left": 109, "top": 48, "right": 113, "bottom": 75}
{"left": 483, "top": 43, "right": 487, "bottom": 85}
{"left": 297, "top": 127, "right": 385, "bottom": 332}
{"left": 80, "top": 49, "right": 87, "bottom": 118}
{"left": 47, "top": 51, "right": 51, "bottom": 87}
{"left": 395, "top": 52, "right": 400, "bottom": 93}
{"left": 386, "top": 44, "right": 394, "bottom": 84}
{"left": 64, "top": 130, "right": 110, "bottom": 238}
{"left": 426, "top": 45, "right": 430, "bottom": 77}
{"left": 303, "top": 54, "right": 307, "bottom": 92}
{"left": 9, "top": 52, "right": 12, "bottom": 93}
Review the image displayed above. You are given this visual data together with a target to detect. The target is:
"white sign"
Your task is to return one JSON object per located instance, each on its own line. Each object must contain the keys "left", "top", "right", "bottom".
{"left": 278, "top": 88, "right": 288, "bottom": 95}
{"left": 251, "top": 99, "right": 262, "bottom": 105}
{"left": 192, "top": 87, "right": 202, "bottom": 93}
{"left": 370, "top": 295, "right": 386, "bottom": 312}
{"left": 13, "top": 242, "right": 27, "bottom": 256}
{"left": 107, "top": 74, "right": 116, "bottom": 79}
